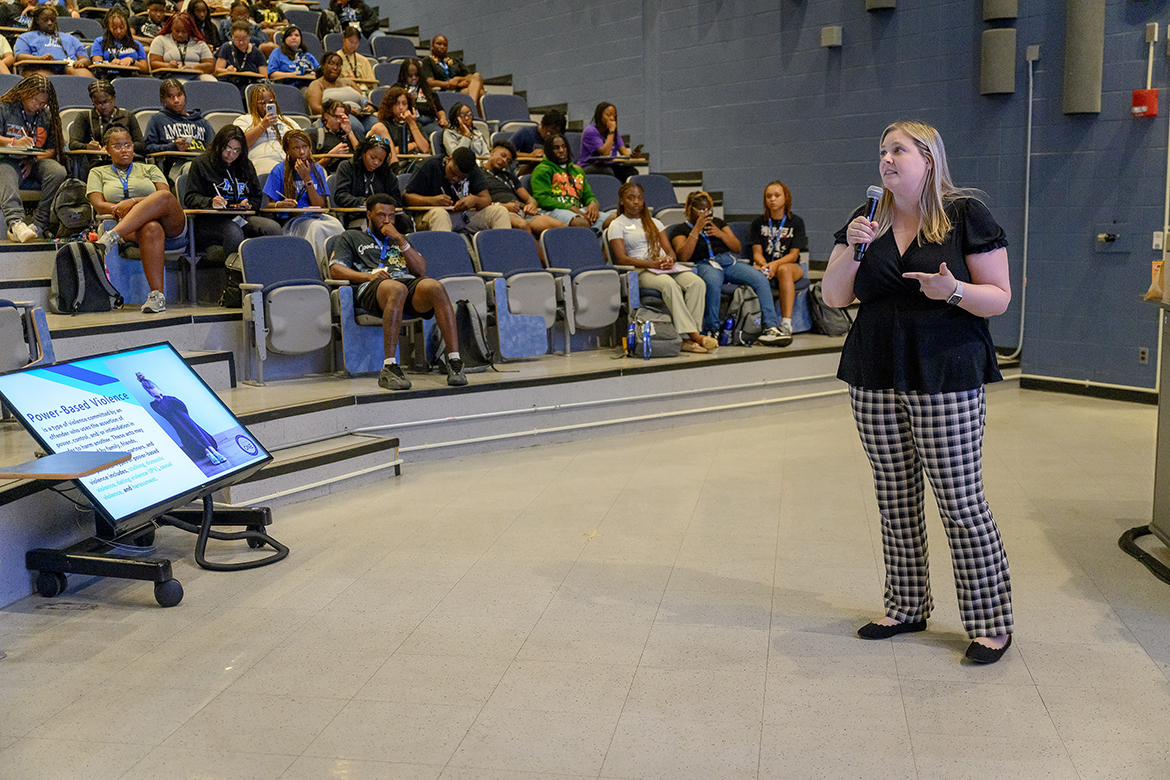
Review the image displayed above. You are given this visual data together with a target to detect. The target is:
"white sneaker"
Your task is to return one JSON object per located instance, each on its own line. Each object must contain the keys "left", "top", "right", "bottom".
{"left": 7, "top": 221, "right": 36, "bottom": 243}
{"left": 141, "top": 290, "right": 166, "bottom": 314}
{"left": 758, "top": 324, "right": 793, "bottom": 347}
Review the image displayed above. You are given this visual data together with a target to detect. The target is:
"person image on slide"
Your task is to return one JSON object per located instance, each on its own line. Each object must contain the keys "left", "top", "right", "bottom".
{"left": 136, "top": 372, "right": 228, "bottom": 465}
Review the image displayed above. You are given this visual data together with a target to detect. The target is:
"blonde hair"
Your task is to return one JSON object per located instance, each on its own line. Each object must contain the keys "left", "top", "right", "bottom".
{"left": 874, "top": 121, "right": 981, "bottom": 246}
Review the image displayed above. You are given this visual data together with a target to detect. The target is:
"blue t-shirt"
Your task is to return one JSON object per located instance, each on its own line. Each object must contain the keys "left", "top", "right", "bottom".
{"left": 262, "top": 160, "right": 330, "bottom": 207}
{"left": 266, "top": 48, "right": 318, "bottom": 76}
{"left": 15, "top": 31, "right": 88, "bottom": 60}
{"left": 91, "top": 35, "right": 147, "bottom": 61}
{"left": 510, "top": 125, "right": 543, "bottom": 154}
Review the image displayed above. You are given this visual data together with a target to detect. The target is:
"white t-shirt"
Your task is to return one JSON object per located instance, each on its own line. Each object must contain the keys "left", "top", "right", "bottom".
{"left": 605, "top": 214, "right": 666, "bottom": 261}
{"left": 233, "top": 113, "right": 299, "bottom": 175}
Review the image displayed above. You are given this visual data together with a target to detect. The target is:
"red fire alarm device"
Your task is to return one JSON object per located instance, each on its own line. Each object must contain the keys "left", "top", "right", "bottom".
{"left": 1134, "top": 89, "right": 1159, "bottom": 117}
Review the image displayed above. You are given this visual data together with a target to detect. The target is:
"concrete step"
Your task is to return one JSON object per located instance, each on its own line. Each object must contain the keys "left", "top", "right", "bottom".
{"left": 0, "top": 242, "right": 56, "bottom": 281}
{"left": 181, "top": 349, "right": 237, "bottom": 391}
{"left": 224, "top": 433, "right": 401, "bottom": 508}
{"left": 0, "top": 277, "right": 50, "bottom": 309}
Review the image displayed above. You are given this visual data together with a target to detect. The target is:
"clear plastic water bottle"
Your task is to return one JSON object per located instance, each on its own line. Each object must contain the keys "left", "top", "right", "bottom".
{"left": 642, "top": 320, "right": 651, "bottom": 359}
{"left": 720, "top": 317, "right": 733, "bottom": 346}
{"left": 627, "top": 321, "right": 636, "bottom": 356}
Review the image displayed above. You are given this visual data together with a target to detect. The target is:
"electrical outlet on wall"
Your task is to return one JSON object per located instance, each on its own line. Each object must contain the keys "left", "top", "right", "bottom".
{"left": 1155, "top": 231, "right": 1164, "bottom": 250}
{"left": 1140, "top": 347, "right": 1150, "bottom": 364}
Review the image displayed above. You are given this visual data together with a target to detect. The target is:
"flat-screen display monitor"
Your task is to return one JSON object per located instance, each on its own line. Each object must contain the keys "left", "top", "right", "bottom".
{"left": 0, "top": 342, "right": 271, "bottom": 536}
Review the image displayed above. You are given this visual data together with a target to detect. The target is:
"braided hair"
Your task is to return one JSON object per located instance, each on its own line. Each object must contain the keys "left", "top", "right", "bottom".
{"left": 0, "top": 75, "right": 63, "bottom": 164}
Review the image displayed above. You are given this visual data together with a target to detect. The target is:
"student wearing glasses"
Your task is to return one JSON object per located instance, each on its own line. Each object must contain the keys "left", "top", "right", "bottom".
{"left": 311, "top": 98, "right": 361, "bottom": 172}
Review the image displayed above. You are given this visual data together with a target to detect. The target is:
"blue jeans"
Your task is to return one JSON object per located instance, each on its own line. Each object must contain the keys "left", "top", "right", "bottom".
{"left": 693, "top": 253, "right": 779, "bottom": 332}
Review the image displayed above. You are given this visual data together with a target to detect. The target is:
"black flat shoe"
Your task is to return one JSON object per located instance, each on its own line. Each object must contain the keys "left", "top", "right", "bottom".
{"left": 966, "top": 634, "right": 1012, "bottom": 664}
{"left": 857, "top": 619, "right": 927, "bottom": 640}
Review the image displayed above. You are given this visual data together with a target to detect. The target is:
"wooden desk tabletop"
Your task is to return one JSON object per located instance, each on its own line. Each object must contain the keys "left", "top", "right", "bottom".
{"left": 184, "top": 208, "right": 256, "bottom": 215}
{"left": 90, "top": 62, "right": 143, "bottom": 73}
{"left": 260, "top": 206, "right": 328, "bottom": 213}
{"left": 0, "top": 146, "right": 43, "bottom": 156}
{"left": 148, "top": 150, "right": 201, "bottom": 157}
{"left": 214, "top": 69, "right": 265, "bottom": 79}
{"left": 0, "top": 450, "right": 131, "bottom": 480}
{"left": 15, "top": 59, "right": 70, "bottom": 70}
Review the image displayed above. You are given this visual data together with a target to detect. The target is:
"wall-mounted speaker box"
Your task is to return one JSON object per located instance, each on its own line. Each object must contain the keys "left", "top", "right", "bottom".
{"left": 1063, "top": 0, "right": 1105, "bottom": 114}
{"left": 821, "top": 26, "right": 843, "bottom": 47}
{"left": 983, "top": 0, "right": 1019, "bottom": 21}
{"left": 982, "top": 28, "right": 1017, "bottom": 94}
{"left": 866, "top": 0, "right": 896, "bottom": 10}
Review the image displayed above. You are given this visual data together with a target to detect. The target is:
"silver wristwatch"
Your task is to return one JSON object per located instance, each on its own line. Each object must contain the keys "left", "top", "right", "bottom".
{"left": 946, "top": 279, "right": 964, "bottom": 305}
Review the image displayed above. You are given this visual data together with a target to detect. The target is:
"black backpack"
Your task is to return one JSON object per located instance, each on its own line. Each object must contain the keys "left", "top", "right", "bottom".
{"left": 431, "top": 299, "right": 495, "bottom": 373}
{"left": 50, "top": 242, "right": 123, "bottom": 314}
{"left": 807, "top": 281, "right": 853, "bottom": 336}
{"left": 50, "top": 178, "right": 94, "bottom": 239}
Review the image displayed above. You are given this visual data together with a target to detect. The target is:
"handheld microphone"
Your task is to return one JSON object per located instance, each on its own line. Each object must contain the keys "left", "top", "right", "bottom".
{"left": 853, "top": 185, "right": 884, "bottom": 262}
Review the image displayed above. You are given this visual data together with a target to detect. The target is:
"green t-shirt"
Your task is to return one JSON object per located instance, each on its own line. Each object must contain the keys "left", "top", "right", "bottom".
{"left": 86, "top": 163, "right": 167, "bottom": 203}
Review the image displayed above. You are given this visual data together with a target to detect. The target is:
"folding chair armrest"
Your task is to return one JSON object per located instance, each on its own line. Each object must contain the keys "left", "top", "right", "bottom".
{"left": 546, "top": 267, "right": 571, "bottom": 275}
{"left": 476, "top": 271, "right": 504, "bottom": 279}
{"left": 239, "top": 283, "right": 263, "bottom": 291}
{"left": 612, "top": 264, "right": 637, "bottom": 272}
{"left": 324, "top": 279, "right": 348, "bottom": 287}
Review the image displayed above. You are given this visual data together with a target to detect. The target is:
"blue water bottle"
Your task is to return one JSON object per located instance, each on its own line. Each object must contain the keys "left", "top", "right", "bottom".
{"left": 627, "top": 321, "right": 636, "bottom": 356}
{"left": 642, "top": 320, "right": 651, "bottom": 359}
{"left": 719, "top": 317, "right": 733, "bottom": 346}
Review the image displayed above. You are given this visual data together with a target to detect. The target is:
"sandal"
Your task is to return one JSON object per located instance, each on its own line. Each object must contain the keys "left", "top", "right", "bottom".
{"left": 680, "top": 341, "right": 708, "bottom": 354}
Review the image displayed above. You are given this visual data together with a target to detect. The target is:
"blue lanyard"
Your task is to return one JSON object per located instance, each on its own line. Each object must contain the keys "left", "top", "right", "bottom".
{"left": 686, "top": 220, "right": 714, "bottom": 259}
{"left": 767, "top": 215, "right": 787, "bottom": 258}
{"left": 366, "top": 227, "right": 391, "bottom": 262}
{"left": 112, "top": 163, "right": 133, "bottom": 199}
{"left": 433, "top": 57, "right": 449, "bottom": 77}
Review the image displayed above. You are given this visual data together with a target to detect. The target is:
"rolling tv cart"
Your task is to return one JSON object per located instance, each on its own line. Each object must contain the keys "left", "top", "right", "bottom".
{"left": 19, "top": 452, "right": 288, "bottom": 607}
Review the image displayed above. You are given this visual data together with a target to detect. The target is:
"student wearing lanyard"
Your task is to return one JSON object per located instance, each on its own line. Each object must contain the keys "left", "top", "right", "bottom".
{"left": 87, "top": 126, "right": 188, "bottom": 314}
{"left": 369, "top": 86, "right": 430, "bottom": 156}
{"left": 402, "top": 147, "right": 509, "bottom": 234}
{"left": 183, "top": 124, "right": 281, "bottom": 260}
{"left": 328, "top": 193, "right": 467, "bottom": 390}
{"left": 0, "top": 74, "right": 67, "bottom": 243}
{"left": 147, "top": 12, "right": 215, "bottom": 80}
{"left": 669, "top": 191, "right": 788, "bottom": 346}
{"left": 68, "top": 80, "right": 146, "bottom": 180}
{"left": 333, "top": 136, "right": 411, "bottom": 232}
{"left": 420, "top": 35, "right": 485, "bottom": 117}
{"left": 260, "top": 128, "right": 344, "bottom": 264}
{"left": 214, "top": 20, "right": 268, "bottom": 88}
{"left": 14, "top": 5, "right": 93, "bottom": 76}
{"left": 749, "top": 180, "right": 807, "bottom": 344}
{"left": 337, "top": 26, "right": 375, "bottom": 82}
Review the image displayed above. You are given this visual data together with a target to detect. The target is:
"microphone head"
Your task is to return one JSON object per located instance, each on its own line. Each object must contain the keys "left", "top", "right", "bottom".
{"left": 866, "top": 185, "right": 884, "bottom": 201}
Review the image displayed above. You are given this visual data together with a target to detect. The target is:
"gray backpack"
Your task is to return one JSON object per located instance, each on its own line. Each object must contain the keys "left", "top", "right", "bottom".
{"left": 808, "top": 281, "right": 853, "bottom": 336}
{"left": 630, "top": 300, "right": 682, "bottom": 358}
{"left": 725, "top": 285, "right": 764, "bottom": 345}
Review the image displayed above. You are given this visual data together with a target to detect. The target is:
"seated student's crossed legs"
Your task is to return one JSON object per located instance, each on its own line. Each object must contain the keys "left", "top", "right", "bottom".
{"left": 96, "top": 189, "right": 186, "bottom": 303}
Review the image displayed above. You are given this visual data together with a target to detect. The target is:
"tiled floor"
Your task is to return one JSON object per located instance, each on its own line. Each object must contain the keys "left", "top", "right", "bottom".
{"left": 1, "top": 383, "right": 1168, "bottom": 779}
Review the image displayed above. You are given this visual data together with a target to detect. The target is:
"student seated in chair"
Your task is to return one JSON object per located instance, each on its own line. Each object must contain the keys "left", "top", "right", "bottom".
{"left": 480, "top": 139, "right": 564, "bottom": 239}
{"left": 89, "top": 125, "right": 188, "bottom": 314}
{"left": 403, "top": 146, "right": 509, "bottom": 233}
{"left": 0, "top": 74, "right": 67, "bottom": 243}
{"left": 420, "top": 34, "right": 484, "bottom": 116}
{"left": 328, "top": 193, "right": 468, "bottom": 390}
{"left": 15, "top": 5, "right": 93, "bottom": 77}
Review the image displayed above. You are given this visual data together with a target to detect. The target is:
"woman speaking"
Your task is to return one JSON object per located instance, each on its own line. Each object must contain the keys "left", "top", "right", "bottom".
{"left": 822, "top": 121, "right": 1014, "bottom": 665}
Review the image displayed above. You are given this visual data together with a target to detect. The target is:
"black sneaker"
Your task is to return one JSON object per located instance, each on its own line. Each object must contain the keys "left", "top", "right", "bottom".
{"left": 378, "top": 363, "right": 411, "bottom": 390}
{"left": 447, "top": 357, "right": 468, "bottom": 386}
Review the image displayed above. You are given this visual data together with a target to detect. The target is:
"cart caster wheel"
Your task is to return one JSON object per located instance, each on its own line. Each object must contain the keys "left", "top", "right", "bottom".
{"left": 247, "top": 535, "right": 265, "bottom": 549}
{"left": 134, "top": 528, "right": 155, "bottom": 547}
{"left": 36, "top": 571, "right": 66, "bottom": 597}
{"left": 154, "top": 579, "right": 183, "bottom": 607}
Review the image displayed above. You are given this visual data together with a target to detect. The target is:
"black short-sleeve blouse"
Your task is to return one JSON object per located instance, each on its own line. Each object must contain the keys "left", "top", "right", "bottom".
{"left": 832, "top": 197, "right": 1008, "bottom": 393}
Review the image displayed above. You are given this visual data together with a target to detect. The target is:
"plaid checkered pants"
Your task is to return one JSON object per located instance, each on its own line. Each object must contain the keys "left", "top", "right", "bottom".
{"left": 849, "top": 386, "right": 1013, "bottom": 638}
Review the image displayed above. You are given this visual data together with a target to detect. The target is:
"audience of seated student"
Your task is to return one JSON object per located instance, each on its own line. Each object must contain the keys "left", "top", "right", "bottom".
{"left": 220, "top": 1, "right": 274, "bottom": 57}
{"left": 250, "top": 0, "right": 285, "bottom": 37}
{"left": 480, "top": 140, "right": 564, "bottom": 239}
{"left": 749, "top": 180, "right": 806, "bottom": 344}
{"left": 68, "top": 80, "right": 146, "bottom": 178}
{"left": 32, "top": 0, "right": 81, "bottom": 19}
{"left": 311, "top": 98, "right": 360, "bottom": 172}
{"left": 607, "top": 182, "right": 714, "bottom": 354}
{"left": 233, "top": 83, "right": 298, "bottom": 175}
{"left": 215, "top": 20, "right": 267, "bottom": 86}
{"left": 15, "top": 5, "right": 93, "bottom": 76}
{"left": 89, "top": 126, "right": 188, "bottom": 314}
{"left": 420, "top": 35, "right": 484, "bottom": 116}
{"left": 187, "top": 0, "right": 220, "bottom": 50}
{"left": 530, "top": 133, "right": 608, "bottom": 231}
{"left": 0, "top": 28, "right": 11, "bottom": 75}
{"left": 149, "top": 12, "right": 215, "bottom": 80}
{"left": 442, "top": 101, "right": 488, "bottom": 158}
{"left": 329, "top": 0, "right": 379, "bottom": 40}
{"left": 404, "top": 147, "right": 509, "bottom": 233}
{"left": 396, "top": 57, "right": 446, "bottom": 137}
{"left": 370, "top": 85, "right": 428, "bottom": 156}
{"left": 267, "top": 23, "right": 317, "bottom": 80}
{"left": 668, "top": 190, "right": 788, "bottom": 347}
{"left": 333, "top": 136, "right": 409, "bottom": 232}
{"left": 79, "top": 0, "right": 129, "bottom": 16}
{"left": 0, "top": 75, "right": 65, "bottom": 242}
{"left": 580, "top": 102, "right": 637, "bottom": 181}
{"left": 132, "top": 1, "right": 168, "bottom": 41}
{"left": 91, "top": 7, "right": 148, "bottom": 74}
{"left": 512, "top": 109, "right": 565, "bottom": 174}
{"left": 306, "top": 52, "right": 375, "bottom": 134}
{"left": 183, "top": 124, "right": 281, "bottom": 257}
{"left": 336, "top": 26, "right": 373, "bottom": 82}
{"left": 260, "top": 128, "right": 343, "bottom": 262}
{"left": 329, "top": 194, "right": 467, "bottom": 390}
{"left": 145, "top": 77, "right": 213, "bottom": 152}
